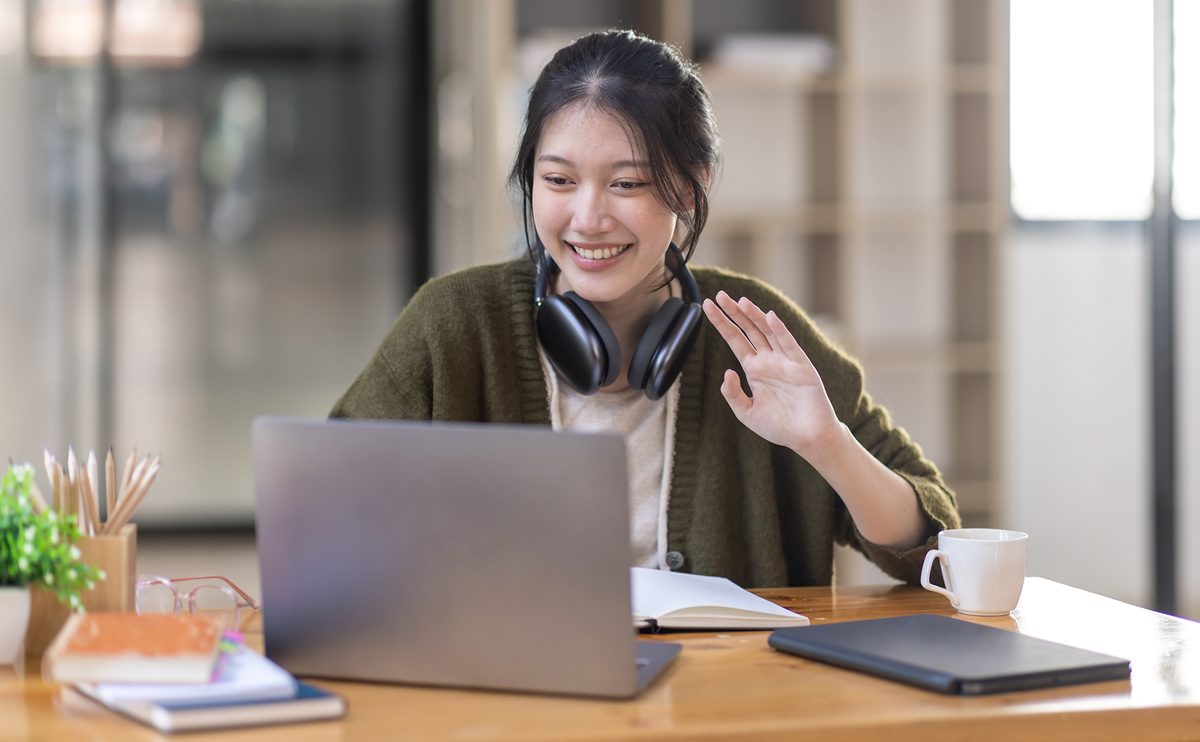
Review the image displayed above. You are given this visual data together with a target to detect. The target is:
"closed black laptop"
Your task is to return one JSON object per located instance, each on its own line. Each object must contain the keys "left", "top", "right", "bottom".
{"left": 769, "top": 614, "right": 1130, "bottom": 695}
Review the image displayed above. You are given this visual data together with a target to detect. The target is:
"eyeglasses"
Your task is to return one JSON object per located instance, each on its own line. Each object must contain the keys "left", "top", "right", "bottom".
{"left": 135, "top": 574, "right": 262, "bottom": 627}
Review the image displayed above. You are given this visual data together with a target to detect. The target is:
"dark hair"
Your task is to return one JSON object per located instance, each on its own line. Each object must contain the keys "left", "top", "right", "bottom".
{"left": 509, "top": 30, "right": 719, "bottom": 285}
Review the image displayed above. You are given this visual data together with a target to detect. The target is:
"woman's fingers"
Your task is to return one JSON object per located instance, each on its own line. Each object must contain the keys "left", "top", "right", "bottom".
{"left": 703, "top": 297, "right": 756, "bottom": 360}
{"left": 734, "top": 296, "right": 781, "bottom": 353}
{"left": 714, "top": 291, "right": 772, "bottom": 352}
{"left": 706, "top": 291, "right": 818, "bottom": 376}
{"left": 764, "top": 309, "right": 816, "bottom": 370}
{"left": 719, "top": 368, "right": 752, "bottom": 418}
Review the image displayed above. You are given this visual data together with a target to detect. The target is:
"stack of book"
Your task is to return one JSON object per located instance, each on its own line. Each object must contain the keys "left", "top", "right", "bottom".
{"left": 44, "top": 613, "right": 345, "bottom": 733}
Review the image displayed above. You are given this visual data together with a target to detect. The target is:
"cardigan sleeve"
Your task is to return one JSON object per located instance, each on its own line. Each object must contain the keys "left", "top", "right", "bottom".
{"left": 329, "top": 284, "right": 437, "bottom": 421}
{"left": 739, "top": 276, "right": 961, "bottom": 584}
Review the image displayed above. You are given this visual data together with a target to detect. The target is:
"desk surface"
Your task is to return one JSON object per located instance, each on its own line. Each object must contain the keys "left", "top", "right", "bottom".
{"left": 5, "top": 577, "right": 1199, "bottom": 741}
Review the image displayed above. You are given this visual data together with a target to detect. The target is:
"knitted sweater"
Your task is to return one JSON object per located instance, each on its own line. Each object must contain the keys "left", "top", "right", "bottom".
{"left": 330, "top": 259, "right": 961, "bottom": 588}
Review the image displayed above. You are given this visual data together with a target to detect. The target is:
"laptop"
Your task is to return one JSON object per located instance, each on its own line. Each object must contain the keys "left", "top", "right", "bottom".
{"left": 252, "top": 417, "right": 680, "bottom": 698}
{"left": 769, "top": 614, "right": 1130, "bottom": 695}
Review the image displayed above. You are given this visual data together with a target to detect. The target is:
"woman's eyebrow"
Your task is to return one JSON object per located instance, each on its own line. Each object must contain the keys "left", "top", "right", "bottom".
{"left": 535, "top": 154, "right": 647, "bottom": 169}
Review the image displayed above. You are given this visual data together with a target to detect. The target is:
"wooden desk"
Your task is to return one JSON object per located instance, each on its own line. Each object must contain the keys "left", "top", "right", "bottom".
{"left": 5, "top": 577, "right": 1199, "bottom": 741}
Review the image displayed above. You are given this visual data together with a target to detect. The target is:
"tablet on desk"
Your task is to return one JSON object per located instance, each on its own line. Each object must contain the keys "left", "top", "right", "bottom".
{"left": 769, "top": 614, "right": 1131, "bottom": 695}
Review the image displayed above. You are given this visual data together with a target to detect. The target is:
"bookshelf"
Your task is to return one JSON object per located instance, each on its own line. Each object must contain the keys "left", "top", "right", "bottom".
{"left": 432, "top": 0, "right": 1009, "bottom": 566}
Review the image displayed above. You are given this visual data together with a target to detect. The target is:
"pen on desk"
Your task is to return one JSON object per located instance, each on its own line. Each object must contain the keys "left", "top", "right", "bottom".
{"left": 105, "top": 455, "right": 159, "bottom": 534}
{"left": 105, "top": 448, "right": 116, "bottom": 521}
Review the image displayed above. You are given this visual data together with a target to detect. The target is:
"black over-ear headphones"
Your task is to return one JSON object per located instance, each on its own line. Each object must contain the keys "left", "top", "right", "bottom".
{"left": 534, "top": 238, "right": 703, "bottom": 401}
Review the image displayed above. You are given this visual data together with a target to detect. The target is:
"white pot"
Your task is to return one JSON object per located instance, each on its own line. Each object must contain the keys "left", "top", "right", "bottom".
{"left": 0, "top": 586, "right": 31, "bottom": 665}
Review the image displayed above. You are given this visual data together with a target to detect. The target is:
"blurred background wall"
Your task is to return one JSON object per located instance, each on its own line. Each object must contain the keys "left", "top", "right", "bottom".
{"left": 0, "top": 0, "right": 1196, "bottom": 617}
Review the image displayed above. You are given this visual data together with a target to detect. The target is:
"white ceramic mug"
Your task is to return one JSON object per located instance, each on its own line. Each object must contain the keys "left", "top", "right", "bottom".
{"left": 919, "top": 528, "right": 1028, "bottom": 616}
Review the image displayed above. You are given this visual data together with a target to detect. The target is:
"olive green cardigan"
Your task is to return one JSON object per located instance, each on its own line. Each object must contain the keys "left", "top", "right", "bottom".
{"left": 331, "top": 259, "right": 960, "bottom": 588}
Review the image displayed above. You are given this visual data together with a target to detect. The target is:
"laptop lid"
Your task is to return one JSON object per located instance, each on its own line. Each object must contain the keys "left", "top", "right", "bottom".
{"left": 769, "top": 614, "right": 1130, "bottom": 695}
{"left": 253, "top": 417, "right": 650, "bottom": 698}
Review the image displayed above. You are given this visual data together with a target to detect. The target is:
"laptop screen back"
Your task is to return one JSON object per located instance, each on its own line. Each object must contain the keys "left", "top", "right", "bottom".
{"left": 253, "top": 417, "right": 638, "bottom": 697}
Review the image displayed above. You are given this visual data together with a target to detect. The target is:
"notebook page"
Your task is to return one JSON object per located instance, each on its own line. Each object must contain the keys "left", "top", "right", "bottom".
{"left": 631, "top": 568, "right": 803, "bottom": 621}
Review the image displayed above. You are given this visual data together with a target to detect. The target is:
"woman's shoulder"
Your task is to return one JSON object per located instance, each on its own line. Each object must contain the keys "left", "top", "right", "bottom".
{"left": 383, "top": 257, "right": 535, "bottom": 345}
{"left": 411, "top": 258, "right": 535, "bottom": 305}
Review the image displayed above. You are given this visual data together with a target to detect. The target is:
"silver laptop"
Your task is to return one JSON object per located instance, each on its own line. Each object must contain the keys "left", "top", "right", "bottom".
{"left": 252, "top": 417, "right": 680, "bottom": 698}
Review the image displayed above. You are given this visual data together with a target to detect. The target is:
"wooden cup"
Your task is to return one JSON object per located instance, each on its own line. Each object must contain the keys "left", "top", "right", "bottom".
{"left": 23, "top": 524, "right": 138, "bottom": 657}
{"left": 24, "top": 586, "right": 71, "bottom": 657}
{"left": 76, "top": 524, "right": 138, "bottom": 613}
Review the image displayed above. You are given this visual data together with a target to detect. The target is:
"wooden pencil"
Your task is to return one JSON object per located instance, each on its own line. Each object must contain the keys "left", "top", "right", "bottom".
{"left": 105, "top": 449, "right": 116, "bottom": 523}
{"left": 56, "top": 463, "right": 66, "bottom": 514}
{"left": 87, "top": 449, "right": 101, "bottom": 533}
{"left": 77, "top": 462, "right": 97, "bottom": 536}
{"left": 105, "top": 455, "right": 160, "bottom": 534}
{"left": 28, "top": 481, "right": 48, "bottom": 514}
{"left": 45, "top": 451, "right": 60, "bottom": 513}
{"left": 104, "top": 454, "right": 148, "bottom": 535}
{"left": 43, "top": 449, "right": 56, "bottom": 512}
{"left": 67, "top": 448, "right": 79, "bottom": 525}
{"left": 117, "top": 447, "right": 136, "bottom": 507}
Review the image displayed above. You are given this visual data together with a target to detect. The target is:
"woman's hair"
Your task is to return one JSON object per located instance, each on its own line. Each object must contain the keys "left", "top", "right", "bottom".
{"left": 509, "top": 29, "right": 720, "bottom": 284}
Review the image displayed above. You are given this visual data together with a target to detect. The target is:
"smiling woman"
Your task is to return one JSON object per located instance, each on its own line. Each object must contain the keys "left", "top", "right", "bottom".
{"left": 331, "top": 30, "right": 960, "bottom": 588}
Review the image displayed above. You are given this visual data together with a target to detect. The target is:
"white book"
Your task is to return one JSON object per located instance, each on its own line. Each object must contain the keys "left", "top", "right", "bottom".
{"left": 74, "top": 647, "right": 297, "bottom": 707}
{"left": 80, "top": 682, "right": 346, "bottom": 733}
{"left": 631, "top": 568, "right": 811, "bottom": 629}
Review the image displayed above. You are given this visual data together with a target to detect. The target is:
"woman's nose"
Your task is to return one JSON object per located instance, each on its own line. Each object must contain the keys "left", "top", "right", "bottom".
{"left": 570, "top": 185, "right": 611, "bottom": 235}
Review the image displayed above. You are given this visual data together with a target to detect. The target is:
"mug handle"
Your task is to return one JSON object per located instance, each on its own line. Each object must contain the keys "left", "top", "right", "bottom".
{"left": 920, "top": 549, "right": 959, "bottom": 608}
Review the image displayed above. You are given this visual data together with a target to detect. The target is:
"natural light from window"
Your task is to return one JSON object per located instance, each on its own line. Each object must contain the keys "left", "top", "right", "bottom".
{"left": 1175, "top": 0, "right": 1200, "bottom": 219}
{"left": 1010, "top": 0, "right": 1154, "bottom": 221}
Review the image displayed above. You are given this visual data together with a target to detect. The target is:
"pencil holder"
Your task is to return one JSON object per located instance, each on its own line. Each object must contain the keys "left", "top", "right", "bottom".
{"left": 76, "top": 524, "right": 138, "bottom": 613}
{"left": 24, "top": 586, "right": 72, "bottom": 657}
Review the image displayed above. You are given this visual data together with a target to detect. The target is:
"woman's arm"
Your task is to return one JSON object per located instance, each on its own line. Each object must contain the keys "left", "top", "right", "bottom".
{"left": 702, "top": 290, "right": 928, "bottom": 550}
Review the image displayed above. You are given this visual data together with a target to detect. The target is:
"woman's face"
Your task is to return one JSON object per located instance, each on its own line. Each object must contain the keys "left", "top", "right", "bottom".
{"left": 532, "top": 104, "right": 678, "bottom": 308}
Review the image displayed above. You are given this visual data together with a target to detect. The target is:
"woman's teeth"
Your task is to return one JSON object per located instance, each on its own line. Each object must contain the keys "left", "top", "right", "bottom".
{"left": 571, "top": 244, "right": 629, "bottom": 260}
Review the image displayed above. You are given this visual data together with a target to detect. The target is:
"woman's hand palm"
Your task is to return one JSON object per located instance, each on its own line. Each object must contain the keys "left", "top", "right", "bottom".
{"left": 703, "top": 292, "right": 841, "bottom": 456}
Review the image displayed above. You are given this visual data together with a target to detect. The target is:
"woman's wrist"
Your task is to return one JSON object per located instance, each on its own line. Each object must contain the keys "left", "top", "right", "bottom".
{"left": 790, "top": 421, "right": 854, "bottom": 471}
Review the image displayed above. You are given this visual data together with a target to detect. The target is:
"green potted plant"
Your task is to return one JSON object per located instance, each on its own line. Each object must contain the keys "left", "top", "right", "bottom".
{"left": 0, "top": 463, "right": 103, "bottom": 664}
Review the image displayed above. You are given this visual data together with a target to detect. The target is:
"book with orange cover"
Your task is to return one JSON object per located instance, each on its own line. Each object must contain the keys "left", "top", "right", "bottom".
{"left": 44, "top": 613, "right": 225, "bottom": 684}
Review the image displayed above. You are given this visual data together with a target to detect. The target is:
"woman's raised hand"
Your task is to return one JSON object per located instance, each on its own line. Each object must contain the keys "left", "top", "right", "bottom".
{"left": 702, "top": 292, "right": 843, "bottom": 460}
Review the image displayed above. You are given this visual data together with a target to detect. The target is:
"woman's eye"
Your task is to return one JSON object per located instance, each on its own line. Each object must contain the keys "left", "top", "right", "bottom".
{"left": 614, "top": 180, "right": 644, "bottom": 190}
{"left": 543, "top": 176, "right": 570, "bottom": 186}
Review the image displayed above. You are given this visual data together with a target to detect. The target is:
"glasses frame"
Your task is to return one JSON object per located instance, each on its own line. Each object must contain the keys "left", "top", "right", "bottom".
{"left": 135, "top": 574, "right": 262, "bottom": 626}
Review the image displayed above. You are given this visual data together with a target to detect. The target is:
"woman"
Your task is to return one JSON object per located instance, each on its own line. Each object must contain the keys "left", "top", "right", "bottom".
{"left": 331, "top": 30, "right": 959, "bottom": 587}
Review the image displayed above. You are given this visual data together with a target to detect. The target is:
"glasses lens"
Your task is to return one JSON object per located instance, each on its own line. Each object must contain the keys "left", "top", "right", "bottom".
{"left": 191, "top": 585, "right": 238, "bottom": 612}
{"left": 136, "top": 582, "right": 178, "bottom": 614}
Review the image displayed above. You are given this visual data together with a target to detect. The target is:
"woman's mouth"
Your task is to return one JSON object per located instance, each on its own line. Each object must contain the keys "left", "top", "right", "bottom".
{"left": 569, "top": 243, "right": 630, "bottom": 260}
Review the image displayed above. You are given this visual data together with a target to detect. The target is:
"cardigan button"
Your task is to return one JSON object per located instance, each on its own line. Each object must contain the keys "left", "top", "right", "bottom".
{"left": 665, "top": 551, "right": 685, "bottom": 570}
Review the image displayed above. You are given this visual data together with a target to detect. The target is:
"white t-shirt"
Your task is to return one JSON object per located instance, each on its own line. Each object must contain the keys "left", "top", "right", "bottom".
{"left": 538, "top": 286, "right": 681, "bottom": 570}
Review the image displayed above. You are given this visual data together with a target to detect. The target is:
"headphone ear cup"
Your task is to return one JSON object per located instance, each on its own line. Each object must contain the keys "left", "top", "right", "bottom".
{"left": 627, "top": 297, "right": 684, "bottom": 392}
{"left": 535, "top": 292, "right": 622, "bottom": 394}
{"left": 562, "top": 292, "right": 622, "bottom": 388}
{"left": 641, "top": 303, "right": 702, "bottom": 401}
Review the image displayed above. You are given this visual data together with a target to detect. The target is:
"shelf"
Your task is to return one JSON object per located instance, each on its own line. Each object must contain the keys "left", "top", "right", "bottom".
{"left": 859, "top": 341, "right": 995, "bottom": 373}
{"left": 706, "top": 203, "right": 1005, "bottom": 234}
{"left": 702, "top": 65, "right": 998, "bottom": 95}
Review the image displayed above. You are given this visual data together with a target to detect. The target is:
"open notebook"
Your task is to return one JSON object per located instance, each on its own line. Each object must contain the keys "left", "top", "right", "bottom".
{"left": 631, "top": 568, "right": 810, "bottom": 629}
